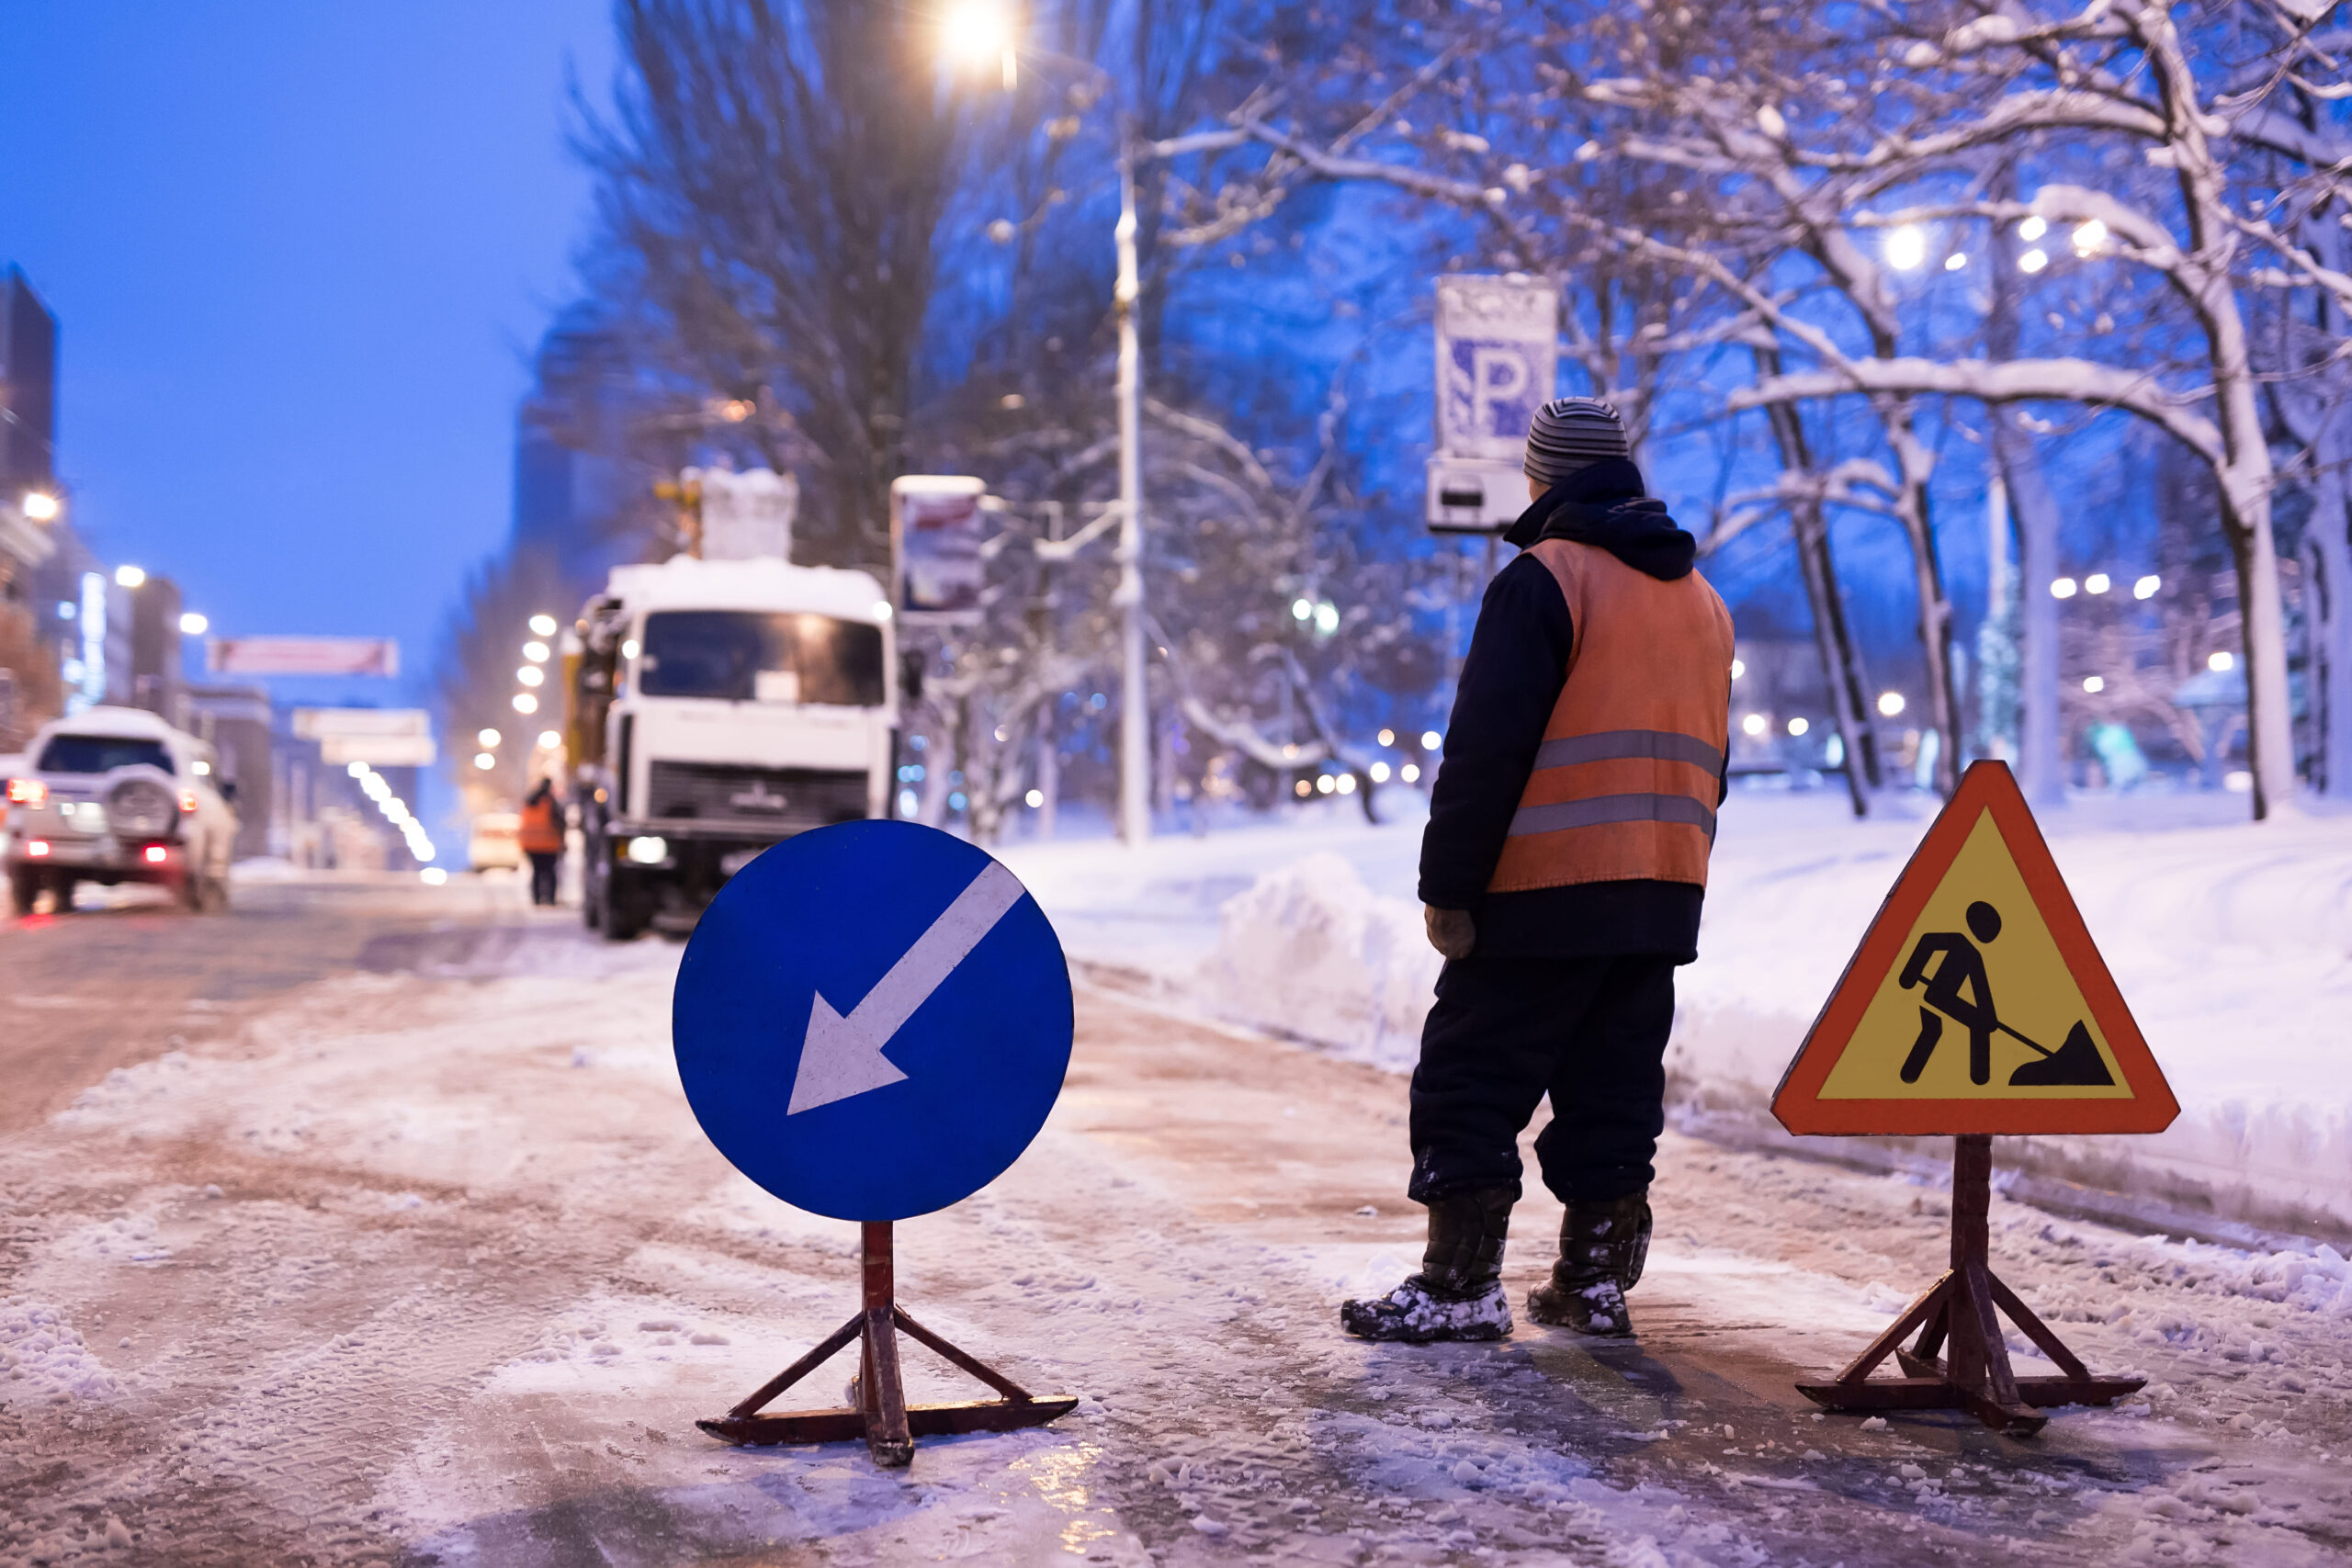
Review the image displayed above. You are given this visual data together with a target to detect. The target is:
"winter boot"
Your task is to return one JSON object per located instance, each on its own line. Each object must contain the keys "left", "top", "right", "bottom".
{"left": 1526, "top": 1190, "right": 1652, "bottom": 1337}
{"left": 1340, "top": 1187, "right": 1514, "bottom": 1343}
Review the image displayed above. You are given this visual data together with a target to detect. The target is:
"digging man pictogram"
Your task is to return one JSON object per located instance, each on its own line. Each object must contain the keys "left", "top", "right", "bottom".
{"left": 1896, "top": 900, "right": 2115, "bottom": 1089}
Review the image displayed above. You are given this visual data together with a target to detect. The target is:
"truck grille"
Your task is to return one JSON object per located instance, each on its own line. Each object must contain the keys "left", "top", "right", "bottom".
{"left": 645, "top": 762, "right": 868, "bottom": 829}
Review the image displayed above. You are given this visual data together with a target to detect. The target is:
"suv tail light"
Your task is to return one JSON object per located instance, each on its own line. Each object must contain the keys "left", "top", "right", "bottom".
{"left": 179, "top": 789, "right": 198, "bottom": 814}
{"left": 6, "top": 778, "right": 45, "bottom": 806}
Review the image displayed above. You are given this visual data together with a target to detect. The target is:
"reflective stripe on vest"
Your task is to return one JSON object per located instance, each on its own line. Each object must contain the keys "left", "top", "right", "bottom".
{"left": 1487, "top": 539, "right": 1735, "bottom": 894}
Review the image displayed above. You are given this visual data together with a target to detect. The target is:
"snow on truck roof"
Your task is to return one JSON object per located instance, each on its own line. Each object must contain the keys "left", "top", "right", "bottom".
{"left": 605, "top": 556, "right": 889, "bottom": 620}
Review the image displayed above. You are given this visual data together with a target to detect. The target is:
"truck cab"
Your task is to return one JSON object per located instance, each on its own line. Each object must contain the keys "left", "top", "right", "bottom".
{"left": 570, "top": 557, "right": 895, "bottom": 939}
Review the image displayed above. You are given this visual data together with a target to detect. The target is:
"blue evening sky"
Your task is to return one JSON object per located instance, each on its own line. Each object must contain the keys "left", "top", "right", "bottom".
{"left": 0, "top": 4, "right": 612, "bottom": 700}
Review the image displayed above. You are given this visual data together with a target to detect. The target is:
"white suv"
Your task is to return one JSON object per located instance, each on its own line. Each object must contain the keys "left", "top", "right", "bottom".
{"left": 4, "top": 706, "right": 241, "bottom": 915}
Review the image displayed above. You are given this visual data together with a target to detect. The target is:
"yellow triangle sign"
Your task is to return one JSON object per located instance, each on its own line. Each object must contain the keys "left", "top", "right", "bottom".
{"left": 1772, "top": 761, "right": 2178, "bottom": 1136}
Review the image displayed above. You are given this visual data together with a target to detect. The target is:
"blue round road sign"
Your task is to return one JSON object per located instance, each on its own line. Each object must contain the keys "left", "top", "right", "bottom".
{"left": 673, "top": 820, "right": 1074, "bottom": 1222}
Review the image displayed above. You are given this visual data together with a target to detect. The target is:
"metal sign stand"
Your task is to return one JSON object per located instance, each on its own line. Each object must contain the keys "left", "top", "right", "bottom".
{"left": 696, "top": 1222, "right": 1077, "bottom": 1467}
{"left": 1797, "top": 1135, "right": 2143, "bottom": 1436}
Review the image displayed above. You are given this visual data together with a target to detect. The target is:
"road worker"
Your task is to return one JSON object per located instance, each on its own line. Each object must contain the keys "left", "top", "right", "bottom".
{"left": 1343, "top": 398, "right": 1733, "bottom": 1343}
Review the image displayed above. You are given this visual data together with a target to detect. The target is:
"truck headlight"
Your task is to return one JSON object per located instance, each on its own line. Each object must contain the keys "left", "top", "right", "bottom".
{"left": 625, "top": 835, "right": 669, "bottom": 864}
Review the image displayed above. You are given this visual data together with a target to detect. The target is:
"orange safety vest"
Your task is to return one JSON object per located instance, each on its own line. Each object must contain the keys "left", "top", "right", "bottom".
{"left": 1486, "top": 538, "right": 1736, "bottom": 894}
{"left": 518, "top": 795, "right": 565, "bottom": 855}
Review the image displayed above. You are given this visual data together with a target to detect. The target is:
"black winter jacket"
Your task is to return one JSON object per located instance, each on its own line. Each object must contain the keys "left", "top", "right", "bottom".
{"left": 1416, "top": 458, "right": 1719, "bottom": 962}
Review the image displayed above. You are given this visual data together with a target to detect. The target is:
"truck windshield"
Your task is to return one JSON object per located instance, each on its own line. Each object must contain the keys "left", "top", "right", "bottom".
{"left": 37, "top": 735, "right": 173, "bottom": 774}
{"left": 638, "top": 612, "right": 886, "bottom": 706}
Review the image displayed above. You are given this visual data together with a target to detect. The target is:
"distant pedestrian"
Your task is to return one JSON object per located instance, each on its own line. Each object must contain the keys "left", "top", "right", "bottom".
{"left": 1342, "top": 398, "right": 1734, "bottom": 1344}
{"left": 519, "top": 778, "right": 565, "bottom": 907}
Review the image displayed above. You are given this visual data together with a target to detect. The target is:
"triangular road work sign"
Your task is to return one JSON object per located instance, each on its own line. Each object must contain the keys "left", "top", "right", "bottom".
{"left": 1773, "top": 761, "right": 2178, "bottom": 1137}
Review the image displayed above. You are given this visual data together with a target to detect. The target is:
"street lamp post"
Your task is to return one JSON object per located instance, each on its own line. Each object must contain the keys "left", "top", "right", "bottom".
{"left": 1113, "top": 148, "right": 1150, "bottom": 848}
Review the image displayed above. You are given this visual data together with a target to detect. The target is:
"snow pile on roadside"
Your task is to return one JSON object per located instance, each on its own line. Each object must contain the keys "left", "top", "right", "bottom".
{"left": 1080, "top": 792, "right": 2352, "bottom": 1239}
{"left": 0, "top": 1301, "right": 122, "bottom": 1405}
{"left": 1196, "top": 852, "right": 1437, "bottom": 1070}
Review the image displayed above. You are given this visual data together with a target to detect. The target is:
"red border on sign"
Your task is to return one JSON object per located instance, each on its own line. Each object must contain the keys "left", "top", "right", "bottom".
{"left": 1770, "top": 761, "right": 2179, "bottom": 1136}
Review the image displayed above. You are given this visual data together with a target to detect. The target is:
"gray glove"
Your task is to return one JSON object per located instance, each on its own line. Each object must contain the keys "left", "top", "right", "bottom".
{"left": 1423, "top": 904, "right": 1476, "bottom": 961}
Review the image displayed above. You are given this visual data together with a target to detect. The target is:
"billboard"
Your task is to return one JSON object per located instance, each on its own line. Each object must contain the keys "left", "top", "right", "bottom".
{"left": 891, "top": 475, "right": 986, "bottom": 622}
{"left": 320, "top": 733, "right": 437, "bottom": 768}
{"left": 209, "top": 637, "right": 400, "bottom": 677}
{"left": 295, "top": 708, "right": 435, "bottom": 768}
{"left": 1429, "top": 274, "right": 1558, "bottom": 533}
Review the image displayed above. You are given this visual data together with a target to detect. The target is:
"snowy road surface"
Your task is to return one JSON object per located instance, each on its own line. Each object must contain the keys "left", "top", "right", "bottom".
{"left": 6, "top": 871, "right": 2352, "bottom": 1565}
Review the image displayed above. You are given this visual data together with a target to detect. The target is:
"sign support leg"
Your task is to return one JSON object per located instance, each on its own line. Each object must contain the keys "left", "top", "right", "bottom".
{"left": 695, "top": 1221, "right": 1079, "bottom": 1461}
{"left": 1795, "top": 1134, "right": 2143, "bottom": 1436}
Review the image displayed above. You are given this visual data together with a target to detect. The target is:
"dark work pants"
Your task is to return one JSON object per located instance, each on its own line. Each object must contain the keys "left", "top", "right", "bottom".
{"left": 527, "top": 852, "right": 560, "bottom": 906}
{"left": 1408, "top": 954, "right": 1678, "bottom": 1207}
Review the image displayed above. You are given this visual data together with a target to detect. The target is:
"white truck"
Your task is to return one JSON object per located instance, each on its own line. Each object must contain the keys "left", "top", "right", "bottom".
{"left": 565, "top": 555, "right": 897, "bottom": 940}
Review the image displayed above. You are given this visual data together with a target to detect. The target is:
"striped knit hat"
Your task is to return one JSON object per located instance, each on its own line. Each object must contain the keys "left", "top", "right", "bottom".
{"left": 1522, "top": 397, "right": 1631, "bottom": 487}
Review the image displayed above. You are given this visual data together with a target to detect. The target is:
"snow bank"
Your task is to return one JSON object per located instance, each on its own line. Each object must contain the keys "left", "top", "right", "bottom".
{"left": 1012, "top": 791, "right": 2352, "bottom": 1242}
{"left": 1196, "top": 852, "right": 1438, "bottom": 1070}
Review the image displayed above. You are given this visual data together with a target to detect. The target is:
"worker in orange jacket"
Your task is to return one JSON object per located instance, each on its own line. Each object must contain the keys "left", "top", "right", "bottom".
{"left": 518, "top": 778, "right": 566, "bottom": 907}
{"left": 1343, "top": 398, "right": 1733, "bottom": 1345}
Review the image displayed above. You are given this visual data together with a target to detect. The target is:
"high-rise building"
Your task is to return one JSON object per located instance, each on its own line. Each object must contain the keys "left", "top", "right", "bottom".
{"left": 0, "top": 267, "right": 62, "bottom": 751}
{"left": 0, "top": 267, "right": 57, "bottom": 501}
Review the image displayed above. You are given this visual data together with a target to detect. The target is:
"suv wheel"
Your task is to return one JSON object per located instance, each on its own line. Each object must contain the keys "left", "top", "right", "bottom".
{"left": 7, "top": 866, "right": 39, "bottom": 917}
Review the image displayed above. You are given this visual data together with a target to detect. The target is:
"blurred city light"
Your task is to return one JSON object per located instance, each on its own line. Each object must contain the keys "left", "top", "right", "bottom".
{"left": 2209, "top": 650, "right": 2235, "bottom": 672}
{"left": 513, "top": 693, "right": 538, "bottom": 715}
{"left": 537, "top": 730, "right": 561, "bottom": 749}
{"left": 523, "top": 640, "right": 550, "bottom": 663}
{"left": 115, "top": 564, "right": 146, "bottom": 588}
{"left": 2052, "top": 577, "right": 2078, "bottom": 599}
{"left": 1944, "top": 253, "right": 1967, "bottom": 272}
{"left": 1294, "top": 779, "right": 1311, "bottom": 798}
{"left": 1024, "top": 788, "right": 1044, "bottom": 808}
{"left": 478, "top": 728, "right": 501, "bottom": 748}
{"left": 2072, "top": 219, "right": 2108, "bottom": 254}
{"left": 1420, "top": 729, "right": 1442, "bottom": 750}
{"left": 474, "top": 753, "right": 495, "bottom": 771}
{"left": 2083, "top": 676, "right": 2105, "bottom": 693}
{"left": 421, "top": 867, "right": 448, "bottom": 886}
{"left": 621, "top": 638, "right": 640, "bottom": 660}
{"left": 1369, "top": 761, "right": 1391, "bottom": 783}
{"left": 1788, "top": 716, "right": 1809, "bottom": 736}
{"left": 517, "top": 665, "right": 545, "bottom": 688}
{"left": 1376, "top": 728, "right": 1395, "bottom": 747}
{"left": 1335, "top": 773, "right": 1357, "bottom": 795}
{"left": 2018, "top": 215, "right": 2048, "bottom": 242}
{"left": 1315, "top": 774, "right": 1334, "bottom": 795}
{"left": 346, "top": 761, "right": 368, "bottom": 778}
{"left": 20, "top": 491, "right": 59, "bottom": 521}
{"left": 1313, "top": 601, "right": 1340, "bottom": 635}
{"left": 2018, "top": 248, "right": 2049, "bottom": 274}
{"left": 1731, "top": 659, "right": 1746, "bottom": 679}
{"left": 1292, "top": 598, "right": 1313, "bottom": 621}
{"left": 1877, "top": 691, "right": 1906, "bottom": 716}
{"left": 1741, "top": 713, "right": 1769, "bottom": 737}
{"left": 2086, "top": 573, "right": 2110, "bottom": 594}
{"left": 1400, "top": 762, "right": 1421, "bottom": 784}
{"left": 2134, "top": 574, "right": 2161, "bottom": 599}
{"left": 178, "top": 612, "right": 209, "bottom": 635}
{"left": 528, "top": 614, "right": 559, "bottom": 637}
{"left": 1885, "top": 225, "right": 1927, "bottom": 272}
{"left": 940, "top": 0, "right": 1016, "bottom": 84}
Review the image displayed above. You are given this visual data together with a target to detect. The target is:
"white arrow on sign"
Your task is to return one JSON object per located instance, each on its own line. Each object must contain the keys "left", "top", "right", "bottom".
{"left": 787, "top": 861, "right": 1028, "bottom": 1115}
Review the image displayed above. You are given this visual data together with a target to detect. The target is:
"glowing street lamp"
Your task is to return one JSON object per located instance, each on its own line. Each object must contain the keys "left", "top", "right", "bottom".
{"left": 114, "top": 564, "right": 146, "bottom": 589}
{"left": 1884, "top": 225, "right": 1927, "bottom": 272}
{"left": 1877, "top": 691, "right": 1907, "bottom": 717}
{"left": 21, "top": 491, "right": 59, "bottom": 522}
{"left": 478, "top": 728, "right": 501, "bottom": 748}
{"left": 177, "top": 612, "right": 209, "bottom": 636}
{"left": 940, "top": 0, "right": 1017, "bottom": 87}
{"left": 528, "top": 614, "right": 559, "bottom": 637}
